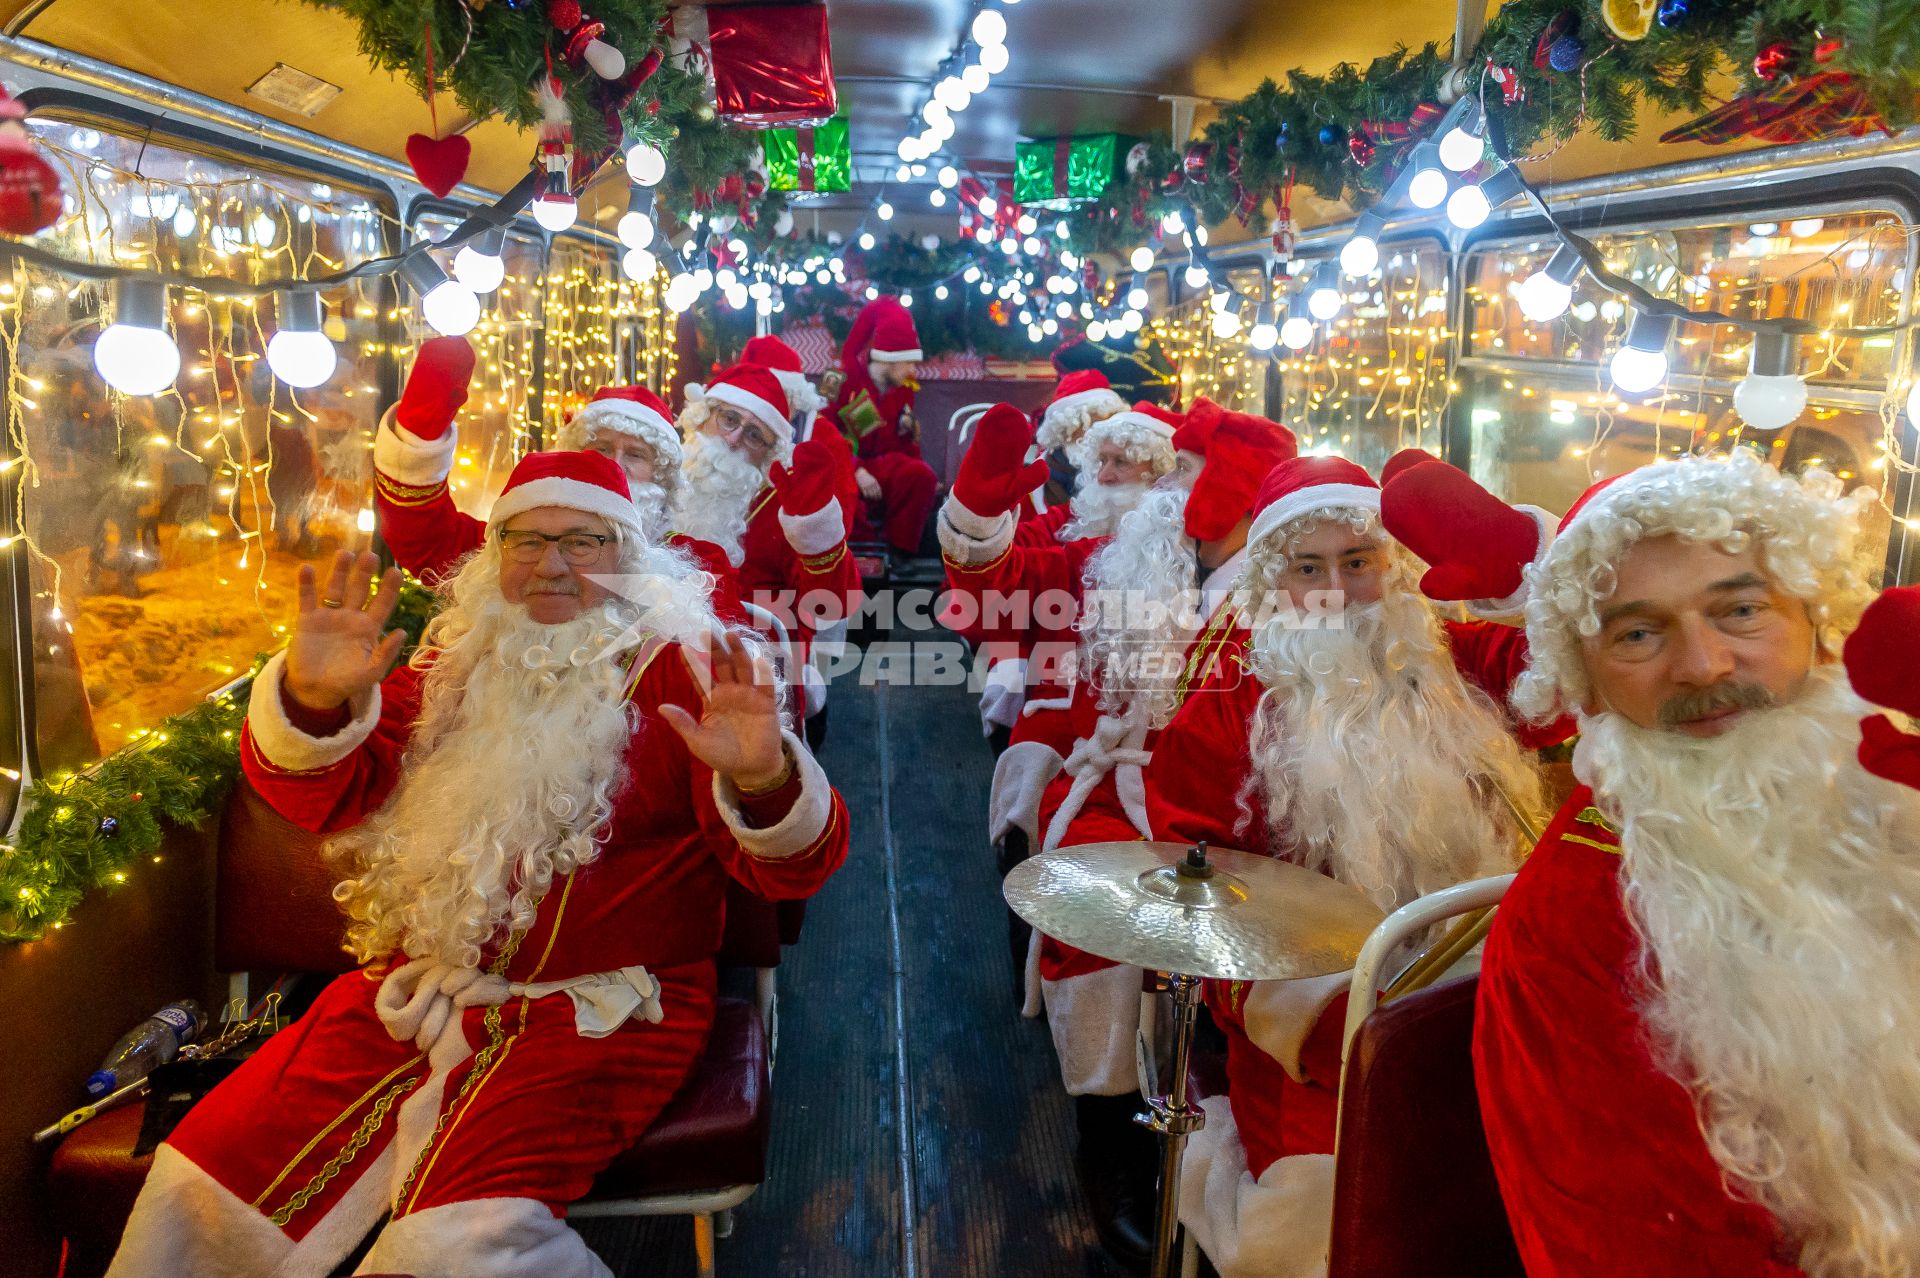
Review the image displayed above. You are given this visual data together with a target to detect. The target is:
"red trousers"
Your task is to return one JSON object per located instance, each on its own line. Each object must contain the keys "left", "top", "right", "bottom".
{"left": 855, "top": 452, "right": 939, "bottom": 554}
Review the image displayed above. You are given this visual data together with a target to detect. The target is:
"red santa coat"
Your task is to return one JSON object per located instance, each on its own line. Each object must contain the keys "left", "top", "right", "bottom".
{"left": 118, "top": 641, "right": 848, "bottom": 1273}
{"left": 1474, "top": 788, "right": 1804, "bottom": 1276}
{"left": 734, "top": 479, "right": 862, "bottom": 654}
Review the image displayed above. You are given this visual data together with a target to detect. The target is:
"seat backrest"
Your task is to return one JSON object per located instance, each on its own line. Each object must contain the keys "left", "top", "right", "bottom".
{"left": 214, "top": 778, "right": 355, "bottom": 976}
{"left": 1327, "top": 973, "right": 1523, "bottom": 1278}
{"left": 717, "top": 880, "right": 783, "bottom": 971}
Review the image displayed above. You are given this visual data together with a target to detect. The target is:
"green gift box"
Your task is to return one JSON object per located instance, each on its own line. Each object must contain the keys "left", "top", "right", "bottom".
{"left": 1014, "top": 134, "right": 1130, "bottom": 209}
{"left": 763, "top": 116, "right": 851, "bottom": 194}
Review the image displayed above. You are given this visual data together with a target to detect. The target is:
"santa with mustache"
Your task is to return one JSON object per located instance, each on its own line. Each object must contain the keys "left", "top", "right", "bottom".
{"left": 372, "top": 337, "right": 744, "bottom": 621}
{"left": 110, "top": 449, "right": 849, "bottom": 1278}
{"left": 1460, "top": 449, "right": 1920, "bottom": 1277}
{"left": 1142, "top": 453, "right": 1562, "bottom": 1278}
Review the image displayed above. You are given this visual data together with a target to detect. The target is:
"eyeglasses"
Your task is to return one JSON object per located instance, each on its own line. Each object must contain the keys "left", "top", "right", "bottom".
{"left": 714, "top": 405, "right": 778, "bottom": 455}
{"left": 499, "top": 529, "right": 612, "bottom": 564}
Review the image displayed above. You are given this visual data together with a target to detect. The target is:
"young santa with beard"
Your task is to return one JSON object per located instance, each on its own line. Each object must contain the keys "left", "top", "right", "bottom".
{"left": 825, "top": 296, "right": 940, "bottom": 557}
{"left": 669, "top": 364, "right": 860, "bottom": 675}
{"left": 1461, "top": 449, "right": 1920, "bottom": 1278}
{"left": 373, "top": 338, "right": 742, "bottom": 614}
{"left": 109, "top": 450, "right": 848, "bottom": 1278}
{"left": 1141, "top": 455, "right": 1559, "bottom": 1278}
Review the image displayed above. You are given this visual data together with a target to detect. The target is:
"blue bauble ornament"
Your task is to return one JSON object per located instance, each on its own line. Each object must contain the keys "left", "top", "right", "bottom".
{"left": 1316, "top": 123, "right": 1344, "bottom": 148}
{"left": 1548, "top": 34, "right": 1585, "bottom": 72}
{"left": 1656, "top": 0, "right": 1690, "bottom": 26}
{"left": 98, "top": 816, "right": 118, "bottom": 836}
{"left": 1274, "top": 121, "right": 1292, "bottom": 151}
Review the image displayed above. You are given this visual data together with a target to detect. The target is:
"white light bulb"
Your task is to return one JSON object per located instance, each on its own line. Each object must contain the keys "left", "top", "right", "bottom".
{"left": 935, "top": 285, "right": 949, "bottom": 300}
{"left": 1123, "top": 310, "right": 1144, "bottom": 332}
{"left": 935, "top": 77, "right": 970, "bottom": 112}
{"left": 1609, "top": 345, "right": 1668, "bottom": 395}
{"left": 452, "top": 244, "right": 505, "bottom": 293}
{"left": 665, "top": 275, "right": 698, "bottom": 312}
{"left": 975, "top": 227, "right": 993, "bottom": 245}
{"left": 1789, "top": 218, "right": 1825, "bottom": 238}
{"left": 622, "top": 246, "right": 658, "bottom": 281}
{"left": 1599, "top": 298, "right": 1625, "bottom": 322}
{"left": 531, "top": 195, "right": 577, "bottom": 233}
{"left": 1517, "top": 270, "right": 1574, "bottom": 322}
{"left": 1280, "top": 315, "right": 1314, "bottom": 349}
{"left": 930, "top": 113, "right": 956, "bottom": 141}
{"left": 1339, "top": 234, "right": 1379, "bottom": 277}
{"left": 921, "top": 99, "right": 949, "bottom": 128}
{"left": 929, "top": 190, "right": 946, "bottom": 208}
{"left": 1211, "top": 310, "right": 1242, "bottom": 339}
{"left": 94, "top": 323, "right": 180, "bottom": 396}
{"left": 1733, "top": 374, "right": 1808, "bottom": 432}
{"left": 859, "top": 231, "right": 876, "bottom": 250}
{"left": 1023, "top": 236, "right": 1042, "bottom": 255}
{"left": 1017, "top": 213, "right": 1037, "bottom": 236}
{"left": 897, "top": 137, "right": 918, "bottom": 162}
{"left": 899, "top": 293, "right": 913, "bottom": 308}
{"left": 266, "top": 329, "right": 337, "bottom": 388}
{"left": 1055, "top": 221, "right": 1071, "bottom": 240}
{"left": 1054, "top": 300, "right": 1072, "bottom": 319}
{"left": 1001, "top": 237, "right": 1018, "bottom": 255}
{"left": 1249, "top": 321, "right": 1278, "bottom": 352}
{"left": 693, "top": 267, "right": 715, "bottom": 291}
{"left": 980, "top": 41, "right": 1009, "bottom": 73}
{"left": 977, "top": 195, "right": 998, "bottom": 218}
{"left": 1445, "top": 183, "right": 1491, "bottom": 230}
{"left": 1161, "top": 210, "right": 1185, "bottom": 234}
{"left": 1087, "top": 320, "right": 1107, "bottom": 341}
{"left": 877, "top": 201, "right": 894, "bottom": 221}
{"left": 582, "top": 37, "right": 626, "bottom": 80}
{"left": 1307, "top": 286, "right": 1342, "bottom": 321}
{"left": 964, "top": 266, "right": 981, "bottom": 283}
{"left": 1437, "top": 125, "right": 1484, "bottom": 172}
{"left": 717, "top": 268, "right": 737, "bottom": 288}
{"left": 250, "top": 212, "right": 278, "bottom": 247}
{"left": 420, "top": 280, "right": 481, "bottom": 336}
{"left": 1184, "top": 264, "right": 1208, "bottom": 288}
{"left": 938, "top": 165, "right": 958, "bottom": 188}
{"left": 626, "top": 143, "right": 667, "bottom": 187}
{"left": 172, "top": 206, "right": 197, "bottom": 238}
{"left": 963, "top": 63, "right": 990, "bottom": 93}
{"left": 1042, "top": 318, "right": 1059, "bottom": 335}
{"left": 1209, "top": 291, "right": 1231, "bottom": 313}
{"left": 1127, "top": 287, "right": 1148, "bottom": 310}
{"left": 617, "top": 211, "right": 655, "bottom": 249}
{"left": 1129, "top": 246, "right": 1154, "bottom": 272}
{"left": 972, "top": 8, "right": 1007, "bottom": 45}
{"left": 1408, "top": 166, "right": 1448, "bottom": 209}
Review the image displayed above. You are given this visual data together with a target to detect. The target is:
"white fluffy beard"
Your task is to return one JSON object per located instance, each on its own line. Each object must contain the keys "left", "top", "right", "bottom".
{"left": 671, "top": 430, "right": 766, "bottom": 565}
{"left": 631, "top": 479, "right": 671, "bottom": 543}
{"left": 329, "top": 598, "right": 638, "bottom": 969}
{"left": 1242, "top": 581, "right": 1544, "bottom": 911}
{"left": 1079, "top": 483, "right": 1198, "bottom": 728}
{"left": 1580, "top": 665, "right": 1920, "bottom": 1277}
{"left": 1060, "top": 479, "right": 1148, "bottom": 541}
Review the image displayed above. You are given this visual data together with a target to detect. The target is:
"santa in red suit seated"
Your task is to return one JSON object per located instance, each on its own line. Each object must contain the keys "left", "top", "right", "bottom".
{"left": 1142, "top": 454, "right": 1561, "bottom": 1278}
{"left": 372, "top": 336, "right": 744, "bottom": 621}
{"left": 826, "top": 296, "right": 940, "bottom": 558}
{"left": 108, "top": 450, "right": 850, "bottom": 1278}
{"left": 1472, "top": 449, "right": 1920, "bottom": 1277}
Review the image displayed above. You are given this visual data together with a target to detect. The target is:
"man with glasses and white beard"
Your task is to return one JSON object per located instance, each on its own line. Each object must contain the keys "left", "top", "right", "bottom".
{"left": 1452, "top": 449, "right": 1920, "bottom": 1277}
{"left": 1140, "top": 454, "right": 1559, "bottom": 1278}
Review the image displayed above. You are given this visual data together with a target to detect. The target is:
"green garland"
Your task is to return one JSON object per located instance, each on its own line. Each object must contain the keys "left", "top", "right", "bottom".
{"left": 0, "top": 576, "right": 439, "bottom": 942}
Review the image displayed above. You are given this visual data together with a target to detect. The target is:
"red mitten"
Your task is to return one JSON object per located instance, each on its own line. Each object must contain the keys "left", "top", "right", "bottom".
{"left": 1379, "top": 447, "right": 1444, "bottom": 489}
{"left": 1859, "top": 715, "right": 1920, "bottom": 790}
{"left": 1843, "top": 586, "right": 1920, "bottom": 718}
{"left": 952, "top": 404, "right": 1048, "bottom": 518}
{"left": 1381, "top": 461, "right": 1541, "bottom": 602}
{"left": 394, "top": 336, "right": 477, "bottom": 440}
{"left": 772, "top": 439, "right": 838, "bottom": 516}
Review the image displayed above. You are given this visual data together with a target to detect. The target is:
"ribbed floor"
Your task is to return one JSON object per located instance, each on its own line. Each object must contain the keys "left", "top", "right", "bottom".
{"left": 579, "top": 638, "right": 1125, "bottom": 1276}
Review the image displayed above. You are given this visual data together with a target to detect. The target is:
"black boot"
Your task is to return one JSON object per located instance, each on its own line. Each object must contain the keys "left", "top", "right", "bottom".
{"left": 997, "top": 828, "right": 1032, "bottom": 1002}
{"left": 1073, "top": 1092, "right": 1160, "bottom": 1274}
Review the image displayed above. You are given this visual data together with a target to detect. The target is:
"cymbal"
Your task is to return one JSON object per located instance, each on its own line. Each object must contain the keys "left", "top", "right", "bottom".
{"left": 1004, "top": 841, "right": 1385, "bottom": 982}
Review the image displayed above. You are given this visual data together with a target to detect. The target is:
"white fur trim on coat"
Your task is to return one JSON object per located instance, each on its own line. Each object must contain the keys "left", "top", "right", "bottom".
{"left": 1179, "top": 1096, "right": 1335, "bottom": 1278}
{"left": 1465, "top": 503, "right": 1556, "bottom": 620}
{"left": 713, "top": 729, "right": 832, "bottom": 859}
{"left": 979, "top": 655, "right": 1028, "bottom": 736}
{"left": 105, "top": 1145, "right": 295, "bottom": 1278}
{"left": 988, "top": 738, "right": 1064, "bottom": 845}
{"left": 366, "top": 1197, "right": 614, "bottom": 1278}
{"left": 374, "top": 404, "right": 459, "bottom": 488}
{"left": 245, "top": 650, "right": 382, "bottom": 774}
{"left": 937, "top": 495, "right": 1014, "bottom": 565}
{"left": 1241, "top": 970, "right": 1354, "bottom": 1083}
{"left": 779, "top": 498, "right": 846, "bottom": 557}
{"left": 1041, "top": 960, "right": 1146, "bottom": 1096}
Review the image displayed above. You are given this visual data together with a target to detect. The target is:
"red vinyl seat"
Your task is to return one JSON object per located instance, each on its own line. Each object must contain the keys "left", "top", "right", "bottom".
{"left": 1326, "top": 973, "right": 1523, "bottom": 1278}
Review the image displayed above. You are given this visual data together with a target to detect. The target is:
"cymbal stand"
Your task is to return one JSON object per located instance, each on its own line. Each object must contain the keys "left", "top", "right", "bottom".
{"left": 1138, "top": 968, "right": 1205, "bottom": 1278}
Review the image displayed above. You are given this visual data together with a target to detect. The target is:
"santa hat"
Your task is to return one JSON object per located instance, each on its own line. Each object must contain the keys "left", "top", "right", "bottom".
{"left": 1076, "top": 401, "right": 1180, "bottom": 473}
{"left": 688, "top": 363, "right": 795, "bottom": 454}
{"left": 1512, "top": 450, "right": 1880, "bottom": 721}
{"left": 1247, "top": 456, "right": 1380, "bottom": 551}
{"left": 486, "top": 449, "right": 644, "bottom": 540}
{"left": 843, "top": 296, "right": 923, "bottom": 367}
{"left": 741, "top": 334, "right": 825, "bottom": 419}
{"left": 557, "top": 385, "right": 682, "bottom": 468}
{"left": 1036, "top": 368, "right": 1127, "bottom": 451}
{"left": 1185, "top": 413, "right": 1298, "bottom": 542}
{"left": 1172, "top": 397, "right": 1225, "bottom": 458}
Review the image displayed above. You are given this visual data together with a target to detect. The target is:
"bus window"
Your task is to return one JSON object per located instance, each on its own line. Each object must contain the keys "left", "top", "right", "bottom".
{"left": 12, "top": 119, "right": 397, "bottom": 773}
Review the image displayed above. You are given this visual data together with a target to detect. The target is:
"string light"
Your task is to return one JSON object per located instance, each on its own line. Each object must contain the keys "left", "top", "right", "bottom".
{"left": 1609, "top": 312, "right": 1675, "bottom": 395}
{"left": 94, "top": 279, "right": 180, "bottom": 395}
{"left": 452, "top": 224, "right": 507, "bottom": 294}
{"left": 264, "top": 290, "right": 337, "bottom": 388}
{"left": 1732, "top": 332, "right": 1807, "bottom": 431}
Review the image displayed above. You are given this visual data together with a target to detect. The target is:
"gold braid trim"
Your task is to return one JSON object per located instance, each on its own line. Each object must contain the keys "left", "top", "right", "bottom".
{"left": 374, "top": 472, "right": 448, "bottom": 508}
{"left": 269, "top": 1076, "right": 417, "bottom": 1227}
{"left": 798, "top": 543, "right": 849, "bottom": 574}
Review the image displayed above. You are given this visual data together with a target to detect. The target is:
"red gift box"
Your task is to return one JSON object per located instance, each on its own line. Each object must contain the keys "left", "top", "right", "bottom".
{"left": 669, "top": 2, "right": 837, "bottom": 127}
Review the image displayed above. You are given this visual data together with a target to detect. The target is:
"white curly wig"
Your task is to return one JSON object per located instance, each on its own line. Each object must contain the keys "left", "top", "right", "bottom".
{"left": 1512, "top": 450, "right": 1881, "bottom": 723}
{"left": 1070, "top": 409, "right": 1177, "bottom": 479}
{"left": 554, "top": 402, "right": 685, "bottom": 503}
{"left": 1036, "top": 386, "right": 1127, "bottom": 452}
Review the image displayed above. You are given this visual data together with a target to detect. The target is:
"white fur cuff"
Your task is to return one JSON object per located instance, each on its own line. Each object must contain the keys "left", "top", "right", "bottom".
{"left": 713, "top": 730, "right": 833, "bottom": 859}
{"left": 374, "top": 405, "right": 460, "bottom": 489}
{"left": 989, "top": 738, "right": 1064, "bottom": 844}
{"left": 1242, "top": 970, "right": 1353, "bottom": 1083}
{"left": 245, "top": 650, "right": 382, "bottom": 773}
{"left": 938, "top": 497, "right": 1014, "bottom": 565}
{"left": 1467, "top": 504, "right": 1556, "bottom": 620}
{"left": 779, "top": 498, "right": 846, "bottom": 557}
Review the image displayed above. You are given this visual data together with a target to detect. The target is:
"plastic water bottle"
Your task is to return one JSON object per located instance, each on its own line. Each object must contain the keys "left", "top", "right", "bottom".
{"left": 85, "top": 1000, "right": 205, "bottom": 1099}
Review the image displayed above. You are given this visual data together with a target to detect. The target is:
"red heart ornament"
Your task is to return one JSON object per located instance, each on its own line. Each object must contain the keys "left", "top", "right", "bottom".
{"left": 405, "top": 132, "right": 470, "bottom": 198}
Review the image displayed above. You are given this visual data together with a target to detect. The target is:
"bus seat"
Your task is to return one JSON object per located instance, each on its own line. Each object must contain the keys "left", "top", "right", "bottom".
{"left": 1325, "top": 973, "right": 1523, "bottom": 1278}
{"left": 213, "top": 776, "right": 357, "bottom": 978}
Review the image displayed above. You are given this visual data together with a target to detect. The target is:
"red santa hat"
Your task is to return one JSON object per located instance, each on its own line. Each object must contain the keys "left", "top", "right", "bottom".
{"left": 1246, "top": 456, "right": 1381, "bottom": 551}
{"left": 557, "top": 385, "right": 682, "bottom": 468}
{"left": 740, "top": 334, "right": 825, "bottom": 420}
{"left": 1184, "top": 413, "right": 1299, "bottom": 542}
{"left": 843, "top": 296, "right": 923, "bottom": 366}
{"left": 1077, "top": 400, "right": 1180, "bottom": 473}
{"left": 688, "top": 363, "right": 795, "bottom": 453}
{"left": 1172, "top": 397, "right": 1224, "bottom": 458}
{"left": 485, "top": 449, "right": 643, "bottom": 540}
{"left": 1036, "top": 368, "right": 1127, "bottom": 451}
